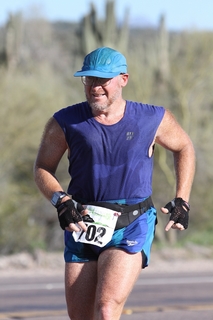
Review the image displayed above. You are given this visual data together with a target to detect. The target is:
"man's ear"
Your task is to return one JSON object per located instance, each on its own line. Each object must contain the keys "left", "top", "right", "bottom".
{"left": 120, "top": 73, "right": 129, "bottom": 87}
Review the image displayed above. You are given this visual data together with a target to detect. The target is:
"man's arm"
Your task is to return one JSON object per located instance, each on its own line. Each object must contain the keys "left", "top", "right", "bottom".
{"left": 155, "top": 109, "right": 196, "bottom": 231}
{"left": 34, "top": 117, "right": 68, "bottom": 200}
{"left": 34, "top": 117, "right": 87, "bottom": 232}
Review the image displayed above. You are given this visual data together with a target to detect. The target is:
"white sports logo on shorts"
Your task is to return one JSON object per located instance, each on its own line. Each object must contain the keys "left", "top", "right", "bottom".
{"left": 126, "top": 240, "right": 138, "bottom": 246}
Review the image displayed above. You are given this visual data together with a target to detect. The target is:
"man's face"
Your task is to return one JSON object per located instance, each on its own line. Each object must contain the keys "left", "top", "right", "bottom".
{"left": 83, "top": 74, "right": 128, "bottom": 112}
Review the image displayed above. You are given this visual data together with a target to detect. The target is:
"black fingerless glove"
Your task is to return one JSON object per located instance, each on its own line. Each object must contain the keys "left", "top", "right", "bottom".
{"left": 164, "top": 197, "right": 190, "bottom": 229}
{"left": 57, "top": 199, "right": 84, "bottom": 230}
{"left": 82, "top": 214, "right": 94, "bottom": 223}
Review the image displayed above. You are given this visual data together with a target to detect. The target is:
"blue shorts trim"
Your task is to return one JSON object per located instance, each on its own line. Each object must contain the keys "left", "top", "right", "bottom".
{"left": 64, "top": 207, "right": 157, "bottom": 268}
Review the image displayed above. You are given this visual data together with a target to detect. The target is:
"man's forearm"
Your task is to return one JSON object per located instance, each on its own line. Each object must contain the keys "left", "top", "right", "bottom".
{"left": 173, "top": 142, "right": 196, "bottom": 202}
{"left": 34, "top": 166, "right": 64, "bottom": 201}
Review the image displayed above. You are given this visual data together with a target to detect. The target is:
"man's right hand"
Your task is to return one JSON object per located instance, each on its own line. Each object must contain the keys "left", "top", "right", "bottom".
{"left": 57, "top": 200, "right": 88, "bottom": 232}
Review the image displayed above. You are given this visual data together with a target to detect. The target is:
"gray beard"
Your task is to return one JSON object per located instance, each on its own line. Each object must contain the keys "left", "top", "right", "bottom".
{"left": 89, "top": 101, "right": 109, "bottom": 112}
{"left": 86, "top": 91, "right": 120, "bottom": 113}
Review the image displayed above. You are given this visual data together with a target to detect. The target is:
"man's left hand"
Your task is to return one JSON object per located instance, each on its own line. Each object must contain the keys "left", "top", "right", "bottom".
{"left": 161, "top": 197, "right": 190, "bottom": 231}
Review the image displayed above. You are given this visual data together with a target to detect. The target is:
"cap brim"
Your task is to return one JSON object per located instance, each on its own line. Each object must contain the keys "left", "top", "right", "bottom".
{"left": 74, "top": 70, "right": 121, "bottom": 78}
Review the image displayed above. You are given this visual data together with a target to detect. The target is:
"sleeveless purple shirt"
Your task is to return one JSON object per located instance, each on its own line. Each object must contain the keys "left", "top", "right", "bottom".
{"left": 53, "top": 101, "right": 165, "bottom": 203}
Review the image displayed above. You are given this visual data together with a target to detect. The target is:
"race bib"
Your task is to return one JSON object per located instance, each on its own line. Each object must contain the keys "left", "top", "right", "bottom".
{"left": 72, "top": 205, "right": 120, "bottom": 247}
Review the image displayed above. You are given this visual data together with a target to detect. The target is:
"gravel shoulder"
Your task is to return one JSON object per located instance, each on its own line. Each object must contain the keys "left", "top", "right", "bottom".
{"left": 0, "top": 244, "right": 212, "bottom": 277}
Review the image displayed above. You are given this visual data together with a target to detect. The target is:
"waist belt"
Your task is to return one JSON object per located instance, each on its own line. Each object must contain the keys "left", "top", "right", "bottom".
{"left": 74, "top": 197, "right": 154, "bottom": 230}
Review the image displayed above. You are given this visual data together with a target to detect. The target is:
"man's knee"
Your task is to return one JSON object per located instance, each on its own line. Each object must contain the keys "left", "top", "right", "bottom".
{"left": 95, "top": 297, "right": 124, "bottom": 320}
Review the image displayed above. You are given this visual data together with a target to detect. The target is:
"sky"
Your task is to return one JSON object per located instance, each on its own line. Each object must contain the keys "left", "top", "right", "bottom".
{"left": 1, "top": 0, "right": 213, "bottom": 31}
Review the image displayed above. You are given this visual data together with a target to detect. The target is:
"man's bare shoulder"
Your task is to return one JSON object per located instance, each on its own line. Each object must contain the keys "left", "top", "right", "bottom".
{"left": 155, "top": 109, "right": 192, "bottom": 151}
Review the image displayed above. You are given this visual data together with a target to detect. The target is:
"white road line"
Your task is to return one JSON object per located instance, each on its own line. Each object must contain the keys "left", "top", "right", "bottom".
{"left": 136, "top": 276, "right": 213, "bottom": 286}
{"left": 0, "top": 282, "right": 64, "bottom": 291}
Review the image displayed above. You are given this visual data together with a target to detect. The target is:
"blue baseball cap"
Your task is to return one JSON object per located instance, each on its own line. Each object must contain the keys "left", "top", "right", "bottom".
{"left": 74, "top": 47, "right": 127, "bottom": 78}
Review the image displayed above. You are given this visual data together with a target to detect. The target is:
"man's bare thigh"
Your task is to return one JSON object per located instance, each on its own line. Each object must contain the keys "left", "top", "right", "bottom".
{"left": 95, "top": 248, "right": 142, "bottom": 306}
{"left": 65, "top": 261, "right": 97, "bottom": 319}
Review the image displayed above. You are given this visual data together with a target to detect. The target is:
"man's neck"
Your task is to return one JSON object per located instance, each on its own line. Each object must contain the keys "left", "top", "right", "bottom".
{"left": 92, "top": 99, "right": 126, "bottom": 125}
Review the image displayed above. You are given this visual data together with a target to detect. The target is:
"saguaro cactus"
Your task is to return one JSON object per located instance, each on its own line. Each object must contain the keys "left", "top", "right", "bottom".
{"left": 79, "top": 0, "right": 129, "bottom": 55}
{"left": 5, "top": 12, "right": 23, "bottom": 71}
{"left": 155, "top": 14, "right": 170, "bottom": 86}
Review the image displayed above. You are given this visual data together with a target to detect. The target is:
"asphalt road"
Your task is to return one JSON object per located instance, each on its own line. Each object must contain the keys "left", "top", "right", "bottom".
{"left": 0, "top": 271, "right": 213, "bottom": 320}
